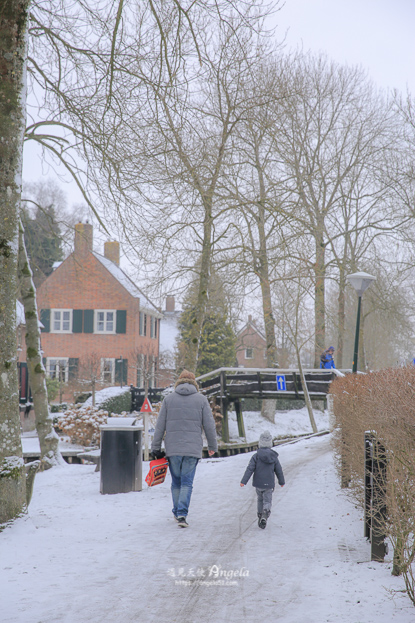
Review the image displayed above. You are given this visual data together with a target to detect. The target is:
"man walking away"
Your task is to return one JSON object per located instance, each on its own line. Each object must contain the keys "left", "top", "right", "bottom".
{"left": 151, "top": 370, "right": 218, "bottom": 528}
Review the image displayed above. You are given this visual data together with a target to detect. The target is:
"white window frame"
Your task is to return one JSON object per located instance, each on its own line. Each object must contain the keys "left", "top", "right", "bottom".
{"left": 101, "top": 358, "right": 115, "bottom": 384}
{"left": 245, "top": 348, "right": 254, "bottom": 360}
{"left": 46, "top": 357, "right": 69, "bottom": 383}
{"left": 95, "top": 310, "right": 116, "bottom": 334}
{"left": 51, "top": 309, "right": 72, "bottom": 333}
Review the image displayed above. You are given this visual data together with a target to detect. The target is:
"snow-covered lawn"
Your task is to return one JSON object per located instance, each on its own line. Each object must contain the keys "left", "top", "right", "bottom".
{"left": 3, "top": 424, "right": 413, "bottom": 622}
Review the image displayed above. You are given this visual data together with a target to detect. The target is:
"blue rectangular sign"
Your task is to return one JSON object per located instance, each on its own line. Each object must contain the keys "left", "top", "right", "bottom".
{"left": 276, "top": 374, "right": 287, "bottom": 391}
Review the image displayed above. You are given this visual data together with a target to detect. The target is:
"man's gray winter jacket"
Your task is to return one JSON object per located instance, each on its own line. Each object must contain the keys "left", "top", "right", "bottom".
{"left": 151, "top": 383, "right": 218, "bottom": 459}
{"left": 241, "top": 448, "right": 285, "bottom": 489}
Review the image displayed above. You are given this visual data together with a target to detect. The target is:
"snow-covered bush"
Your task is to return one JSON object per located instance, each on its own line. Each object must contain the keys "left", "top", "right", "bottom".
{"left": 57, "top": 405, "right": 109, "bottom": 447}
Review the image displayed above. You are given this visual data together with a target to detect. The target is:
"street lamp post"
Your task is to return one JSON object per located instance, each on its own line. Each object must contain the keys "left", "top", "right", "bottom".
{"left": 346, "top": 272, "right": 376, "bottom": 373}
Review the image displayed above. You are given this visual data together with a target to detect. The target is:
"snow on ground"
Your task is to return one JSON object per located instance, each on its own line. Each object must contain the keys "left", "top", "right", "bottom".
{"left": 3, "top": 423, "right": 414, "bottom": 622}
{"left": 228, "top": 406, "right": 329, "bottom": 442}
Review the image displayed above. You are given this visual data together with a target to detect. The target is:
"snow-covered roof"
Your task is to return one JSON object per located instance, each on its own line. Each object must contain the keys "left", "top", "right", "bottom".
{"left": 237, "top": 319, "right": 266, "bottom": 342}
{"left": 159, "top": 311, "right": 181, "bottom": 353}
{"left": 92, "top": 252, "right": 161, "bottom": 316}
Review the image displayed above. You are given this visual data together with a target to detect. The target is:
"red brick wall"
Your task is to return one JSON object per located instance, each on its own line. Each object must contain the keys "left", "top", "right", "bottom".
{"left": 236, "top": 325, "right": 268, "bottom": 368}
{"left": 37, "top": 251, "right": 159, "bottom": 388}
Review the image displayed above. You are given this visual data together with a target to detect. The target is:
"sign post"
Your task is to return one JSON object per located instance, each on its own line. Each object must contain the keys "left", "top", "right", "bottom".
{"left": 140, "top": 398, "right": 153, "bottom": 461}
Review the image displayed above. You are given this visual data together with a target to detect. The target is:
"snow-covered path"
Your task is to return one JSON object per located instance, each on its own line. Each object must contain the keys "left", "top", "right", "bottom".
{"left": 1, "top": 435, "right": 413, "bottom": 622}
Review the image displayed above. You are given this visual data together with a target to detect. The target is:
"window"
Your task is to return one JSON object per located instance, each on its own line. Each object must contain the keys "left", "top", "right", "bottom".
{"left": 245, "top": 348, "right": 254, "bottom": 359}
{"left": 150, "top": 316, "right": 157, "bottom": 339}
{"left": 51, "top": 309, "right": 72, "bottom": 333}
{"left": 46, "top": 358, "right": 69, "bottom": 383}
{"left": 95, "top": 310, "right": 116, "bottom": 334}
{"left": 101, "top": 358, "right": 115, "bottom": 384}
{"left": 139, "top": 312, "right": 147, "bottom": 336}
{"left": 264, "top": 349, "right": 267, "bottom": 360}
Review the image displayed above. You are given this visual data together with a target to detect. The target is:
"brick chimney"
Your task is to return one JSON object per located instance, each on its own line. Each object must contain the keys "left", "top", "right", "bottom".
{"left": 74, "top": 222, "right": 93, "bottom": 256}
{"left": 104, "top": 240, "right": 120, "bottom": 266}
{"left": 166, "top": 295, "right": 175, "bottom": 312}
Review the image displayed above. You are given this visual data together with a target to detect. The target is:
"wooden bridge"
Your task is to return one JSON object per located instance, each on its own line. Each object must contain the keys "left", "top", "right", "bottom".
{"left": 196, "top": 367, "right": 342, "bottom": 443}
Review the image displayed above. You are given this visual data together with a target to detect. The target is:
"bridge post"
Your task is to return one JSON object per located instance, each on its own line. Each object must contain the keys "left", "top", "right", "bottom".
{"left": 220, "top": 370, "right": 229, "bottom": 443}
{"left": 235, "top": 399, "right": 246, "bottom": 438}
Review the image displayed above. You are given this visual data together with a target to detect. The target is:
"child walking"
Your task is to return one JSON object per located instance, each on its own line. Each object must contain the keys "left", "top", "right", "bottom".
{"left": 240, "top": 431, "right": 285, "bottom": 529}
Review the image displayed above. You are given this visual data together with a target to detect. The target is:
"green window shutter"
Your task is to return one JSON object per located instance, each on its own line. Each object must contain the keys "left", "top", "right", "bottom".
{"left": 83, "top": 310, "right": 94, "bottom": 333}
{"left": 136, "top": 369, "right": 141, "bottom": 387}
{"left": 68, "top": 358, "right": 79, "bottom": 380}
{"left": 115, "top": 358, "right": 128, "bottom": 384}
{"left": 139, "top": 312, "right": 143, "bottom": 336}
{"left": 72, "top": 310, "right": 83, "bottom": 333}
{"left": 116, "top": 310, "right": 127, "bottom": 334}
{"left": 40, "top": 309, "right": 50, "bottom": 333}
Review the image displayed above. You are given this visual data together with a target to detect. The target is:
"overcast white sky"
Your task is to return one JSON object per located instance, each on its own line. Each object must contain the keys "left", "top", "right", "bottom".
{"left": 272, "top": 0, "right": 415, "bottom": 93}
{"left": 23, "top": 0, "right": 415, "bottom": 206}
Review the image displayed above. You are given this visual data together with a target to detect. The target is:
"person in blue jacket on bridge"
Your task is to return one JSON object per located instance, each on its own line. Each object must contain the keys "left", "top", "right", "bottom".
{"left": 320, "top": 346, "right": 336, "bottom": 369}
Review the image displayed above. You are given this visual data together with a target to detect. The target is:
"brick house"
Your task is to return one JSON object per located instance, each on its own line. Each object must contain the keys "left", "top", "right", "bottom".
{"left": 37, "top": 223, "right": 162, "bottom": 399}
{"left": 235, "top": 315, "right": 268, "bottom": 368}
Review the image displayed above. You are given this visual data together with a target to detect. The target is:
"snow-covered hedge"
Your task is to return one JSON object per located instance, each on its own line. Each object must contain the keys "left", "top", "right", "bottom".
{"left": 99, "top": 390, "right": 131, "bottom": 415}
{"left": 83, "top": 387, "right": 131, "bottom": 414}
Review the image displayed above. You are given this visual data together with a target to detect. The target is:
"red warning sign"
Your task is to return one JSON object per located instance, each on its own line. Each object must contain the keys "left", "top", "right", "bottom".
{"left": 140, "top": 397, "right": 153, "bottom": 412}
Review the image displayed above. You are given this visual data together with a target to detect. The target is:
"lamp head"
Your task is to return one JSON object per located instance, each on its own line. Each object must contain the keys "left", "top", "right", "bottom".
{"left": 346, "top": 271, "right": 376, "bottom": 297}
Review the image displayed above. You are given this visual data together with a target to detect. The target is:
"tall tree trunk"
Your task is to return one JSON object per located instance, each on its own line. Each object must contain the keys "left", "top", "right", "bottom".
{"left": 256, "top": 198, "right": 277, "bottom": 423}
{"left": 18, "top": 221, "right": 64, "bottom": 469}
{"left": 0, "top": 0, "right": 31, "bottom": 523}
{"left": 314, "top": 232, "right": 326, "bottom": 367}
{"left": 186, "top": 200, "right": 212, "bottom": 373}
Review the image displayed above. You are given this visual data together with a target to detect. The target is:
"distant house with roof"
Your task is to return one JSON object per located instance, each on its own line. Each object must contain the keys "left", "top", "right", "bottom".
{"left": 36, "top": 222, "right": 162, "bottom": 399}
{"left": 235, "top": 315, "right": 268, "bottom": 368}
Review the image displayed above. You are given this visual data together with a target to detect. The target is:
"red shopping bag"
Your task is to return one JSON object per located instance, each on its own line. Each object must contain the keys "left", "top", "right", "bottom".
{"left": 145, "top": 457, "right": 169, "bottom": 487}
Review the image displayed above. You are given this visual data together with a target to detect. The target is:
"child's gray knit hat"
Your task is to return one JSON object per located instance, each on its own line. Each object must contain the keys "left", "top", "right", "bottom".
{"left": 259, "top": 430, "right": 273, "bottom": 448}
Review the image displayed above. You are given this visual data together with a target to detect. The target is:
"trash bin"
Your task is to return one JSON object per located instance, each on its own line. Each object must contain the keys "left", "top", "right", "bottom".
{"left": 100, "top": 418, "right": 143, "bottom": 494}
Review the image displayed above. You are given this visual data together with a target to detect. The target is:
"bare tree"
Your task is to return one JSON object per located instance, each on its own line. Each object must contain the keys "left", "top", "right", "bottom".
{"left": 18, "top": 221, "right": 63, "bottom": 468}
{"left": 273, "top": 262, "right": 318, "bottom": 432}
{"left": 270, "top": 54, "right": 402, "bottom": 365}
{"left": 0, "top": 0, "right": 32, "bottom": 523}
{"left": 99, "top": 9, "right": 275, "bottom": 372}
{"left": 77, "top": 352, "right": 102, "bottom": 407}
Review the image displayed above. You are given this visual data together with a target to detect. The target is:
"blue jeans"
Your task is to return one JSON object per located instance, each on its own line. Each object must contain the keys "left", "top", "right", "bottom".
{"left": 168, "top": 456, "right": 199, "bottom": 518}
